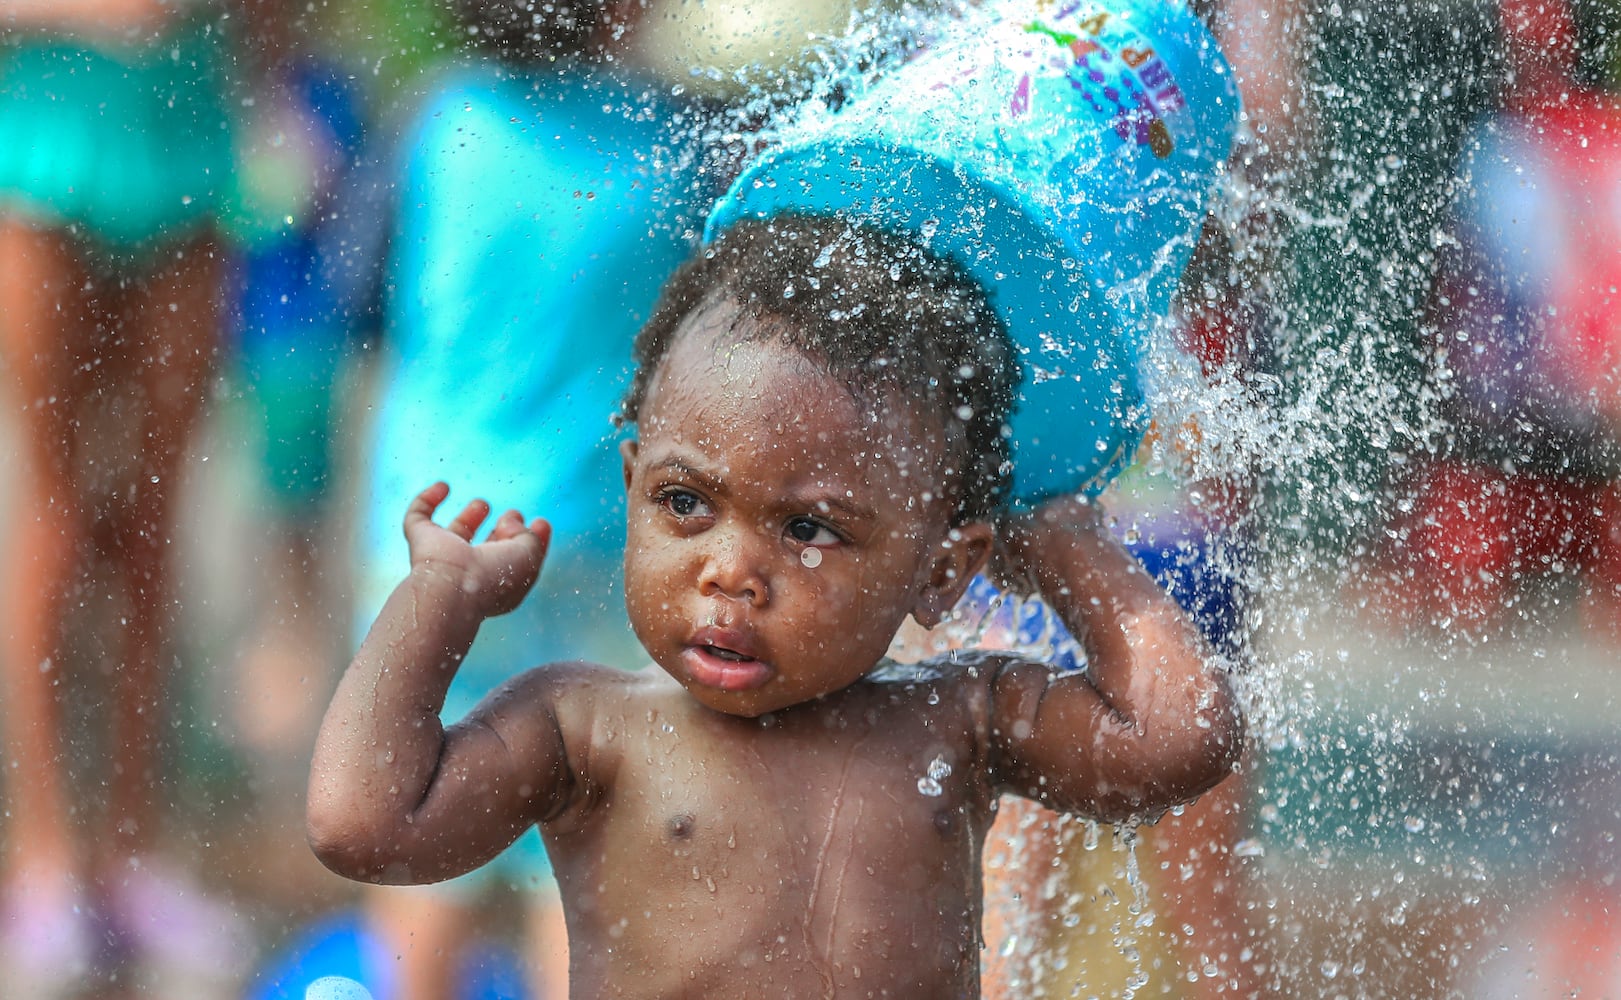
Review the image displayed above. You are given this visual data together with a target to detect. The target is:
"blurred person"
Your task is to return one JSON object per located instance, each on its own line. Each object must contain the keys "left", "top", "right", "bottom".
{"left": 0, "top": 0, "right": 267, "bottom": 993}
{"left": 1382, "top": 0, "right": 1621, "bottom": 635}
{"left": 227, "top": 25, "right": 374, "bottom": 773}
{"left": 208, "top": 21, "right": 391, "bottom": 946}
{"left": 332, "top": 2, "right": 704, "bottom": 996}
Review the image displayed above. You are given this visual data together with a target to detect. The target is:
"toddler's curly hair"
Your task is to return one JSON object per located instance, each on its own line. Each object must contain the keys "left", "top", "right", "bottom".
{"left": 621, "top": 215, "right": 1018, "bottom": 522}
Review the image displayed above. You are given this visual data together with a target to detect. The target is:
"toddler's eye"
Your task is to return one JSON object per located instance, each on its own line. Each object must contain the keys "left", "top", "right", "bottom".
{"left": 786, "top": 517, "right": 839, "bottom": 547}
{"left": 658, "top": 488, "right": 710, "bottom": 518}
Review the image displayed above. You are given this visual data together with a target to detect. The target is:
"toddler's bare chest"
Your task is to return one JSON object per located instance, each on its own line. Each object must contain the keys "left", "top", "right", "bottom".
{"left": 610, "top": 703, "right": 989, "bottom": 906}
{"left": 549, "top": 694, "right": 992, "bottom": 990}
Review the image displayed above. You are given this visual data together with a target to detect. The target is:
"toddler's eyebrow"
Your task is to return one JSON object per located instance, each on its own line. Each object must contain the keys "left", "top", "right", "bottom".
{"left": 652, "top": 457, "right": 725, "bottom": 497}
{"left": 796, "top": 492, "right": 877, "bottom": 522}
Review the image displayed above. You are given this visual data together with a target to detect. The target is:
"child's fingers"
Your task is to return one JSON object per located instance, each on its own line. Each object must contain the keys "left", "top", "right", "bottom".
{"left": 488, "top": 511, "right": 553, "bottom": 551}
{"left": 446, "top": 499, "right": 492, "bottom": 541}
{"left": 485, "top": 508, "right": 528, "bottom": 542}
{"left": 403, "top": 482, "right": 452, "bottom": 532}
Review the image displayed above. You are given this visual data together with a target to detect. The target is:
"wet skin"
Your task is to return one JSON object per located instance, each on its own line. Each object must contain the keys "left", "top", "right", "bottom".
{"left": 620, "top": 314, "right": 978, "bottom": 719}
{"left": 308, "top": 299, "right": 1243, "bottom": 998}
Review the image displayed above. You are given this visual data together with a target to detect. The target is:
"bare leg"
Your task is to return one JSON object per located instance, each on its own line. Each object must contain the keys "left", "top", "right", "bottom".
{"left": 235, "top": 524, "right": 340, "bottom": 758}
{"left": 0, "top": 217, "right": 103, "bottom": 992}
{"left": 527, "top": 892, "right": 570, "bottom": 999}
{"left": 1152, "top": 776, "right": 1268, "bottom": 999}
{"left": 979, "top": 796, "right": 1058, "bottom": 999}
{"left": 0, "top": 216, "right": 96, "bottom": 898}
{"left": 368, "top": 883, "right": 570, "bottom": 999}
{"left": 370, "top": 886, "right": 472, "bottom": 1000}
{"left": 98, "top": 237, "right": 221, "bottom": 867}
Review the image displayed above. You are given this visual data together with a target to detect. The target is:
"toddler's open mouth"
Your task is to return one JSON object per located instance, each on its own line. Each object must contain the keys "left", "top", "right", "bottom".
{"left": 684, "top": 627, "right": 772, "bottom": 692}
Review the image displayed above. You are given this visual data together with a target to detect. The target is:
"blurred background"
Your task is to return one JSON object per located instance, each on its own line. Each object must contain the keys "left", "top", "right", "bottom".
{"left": 1, "top": 0, "right": 1619, "bottom": 997}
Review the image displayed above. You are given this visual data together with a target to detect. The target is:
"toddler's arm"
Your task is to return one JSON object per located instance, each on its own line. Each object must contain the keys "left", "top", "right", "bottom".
{"left": 987, "top": 496, "right": 1243, "bottom": 822}
{"left": 306, "top": 482, "right": 570, "bottom": 883}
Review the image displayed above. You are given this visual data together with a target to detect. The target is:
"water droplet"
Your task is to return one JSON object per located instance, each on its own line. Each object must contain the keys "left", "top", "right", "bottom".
{"left": 800, "top": 547, "right": 822, "bottom": 568}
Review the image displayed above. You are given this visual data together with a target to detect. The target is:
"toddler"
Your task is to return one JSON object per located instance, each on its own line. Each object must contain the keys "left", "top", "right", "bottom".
{"left": 309, "top": 215, "right": 1242, "bottom": 998}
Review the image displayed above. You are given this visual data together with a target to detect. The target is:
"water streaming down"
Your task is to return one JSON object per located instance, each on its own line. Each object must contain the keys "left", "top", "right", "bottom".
{"left": 8, "top": 0, "right": 1614, "bottom": 996}
{"left": 710, "top": 0, "right": 1621, "bottom": 996}
{"left": 700, "top": 5, "right": 1252, "bottom": 994}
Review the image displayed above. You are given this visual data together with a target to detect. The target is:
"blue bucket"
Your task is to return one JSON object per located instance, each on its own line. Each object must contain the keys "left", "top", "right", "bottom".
{"left": 705, "top": 0, "right": 1240, "bottom": 503}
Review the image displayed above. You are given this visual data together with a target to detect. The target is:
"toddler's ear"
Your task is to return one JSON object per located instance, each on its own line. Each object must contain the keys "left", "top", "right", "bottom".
{"left": 914, "top": 520, "right": 994, "bottom": 628}
{"left": 620, "top": 439, "right": 639, "bottom": 491}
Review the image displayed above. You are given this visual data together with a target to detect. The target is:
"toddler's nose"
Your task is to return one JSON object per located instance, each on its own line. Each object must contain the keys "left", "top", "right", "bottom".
{"left": 698, "top": 531, "right": 769, "bottom": 607}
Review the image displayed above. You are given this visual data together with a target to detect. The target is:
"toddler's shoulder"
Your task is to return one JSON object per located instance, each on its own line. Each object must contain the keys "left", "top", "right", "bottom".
{"left": 498, "top": 659, "right": 660, "bottom": 712}
{"left": 487, "top": 662, "right": 670, "bottom": 823}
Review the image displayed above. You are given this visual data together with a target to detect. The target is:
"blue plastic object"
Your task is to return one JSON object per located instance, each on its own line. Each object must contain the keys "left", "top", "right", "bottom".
{"left": 246, "top": 911, "right": 529, "bottom": 1000}
{"left": 706, "top": 0, "right": 1240, "bottom": 503}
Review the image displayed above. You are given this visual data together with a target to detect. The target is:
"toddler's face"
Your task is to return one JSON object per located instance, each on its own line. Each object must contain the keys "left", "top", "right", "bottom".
{"left": 622, "top": 301, "right": 980, "bottom": 717}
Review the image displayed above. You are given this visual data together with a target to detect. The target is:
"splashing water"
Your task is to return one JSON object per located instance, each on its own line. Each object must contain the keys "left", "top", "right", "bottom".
{"left": 400, "top": 0, "right": 1619, "bottom": 996}
{"left": 918, "top": 754, "right": 952, "bottom": 796}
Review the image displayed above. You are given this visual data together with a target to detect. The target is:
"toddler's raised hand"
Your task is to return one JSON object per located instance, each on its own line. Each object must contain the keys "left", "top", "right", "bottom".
{"left": 403, "top": 482, "right": 550, "bottom": 618}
